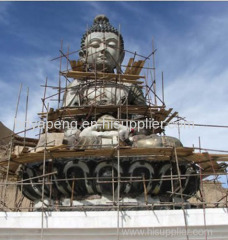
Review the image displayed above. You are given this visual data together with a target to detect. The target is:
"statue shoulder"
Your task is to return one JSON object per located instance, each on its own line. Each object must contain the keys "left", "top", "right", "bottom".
{"left": 67, "top": 79, "right": 80, "bottom": 88}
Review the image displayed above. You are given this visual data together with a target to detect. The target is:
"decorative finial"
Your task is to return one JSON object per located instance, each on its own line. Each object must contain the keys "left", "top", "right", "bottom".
{"left": 94, "top": 15, "right": 109, "bottom": 24}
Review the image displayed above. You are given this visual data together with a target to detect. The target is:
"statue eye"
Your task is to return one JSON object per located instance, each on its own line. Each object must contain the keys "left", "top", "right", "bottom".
{"left": 108, "top": 41, "right": 117, "bottom": 48}
{"left": 90, "top": 41, "right": 100, "bottom": 48}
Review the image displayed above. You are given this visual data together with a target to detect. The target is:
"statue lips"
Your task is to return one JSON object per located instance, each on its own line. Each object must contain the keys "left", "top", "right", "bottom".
{"left": 97, "top": 53, "right": 112, "bottom": 64}
{"left": 97, "top": 56, "right": 107, "bottom": 61}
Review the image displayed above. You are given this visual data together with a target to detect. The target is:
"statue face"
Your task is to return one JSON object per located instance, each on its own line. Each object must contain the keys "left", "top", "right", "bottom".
{"left": 82, "top": 32, "right": 124, "bottom": 72}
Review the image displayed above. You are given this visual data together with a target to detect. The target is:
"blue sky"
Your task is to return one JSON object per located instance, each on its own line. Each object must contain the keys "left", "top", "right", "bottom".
{"left": 0, "top": 1, "right": 228, "bottom": 185}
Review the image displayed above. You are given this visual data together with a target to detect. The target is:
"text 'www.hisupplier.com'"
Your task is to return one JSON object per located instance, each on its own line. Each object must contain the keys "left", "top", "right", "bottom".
{"left": 121, "top": 227, "right": 213, "bottom": 237}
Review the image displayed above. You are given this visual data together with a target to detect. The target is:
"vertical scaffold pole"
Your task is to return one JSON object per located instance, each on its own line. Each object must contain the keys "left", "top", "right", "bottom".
{"left": 162, "top": 71, "right": 165, "bottom": 106}
{"left": 199, "top": 136, "right": 201, "bottom": 153}
{"left": 58, "top": 40, "right": 63, "bottom": 109}
{"left": 198, "top": 137, "right": 208, "bottom": 240}
{"left": 40, "top": 77, "right": 48, "bottom": 138}
{"left": 152, "top": 38, "right": 157, "bottom": 106}
{"left": 2, "top": 83, "right": 22, "bottom": 210}
{"left": 41, "top": 103, "right": 49, "bottom": 240}
{"left": 174, "top": 147, "right": 189, "bottom": 240}
{"left": 116, "top": 23, "right": 121, "bottom": 240}
{"left": 117, "top": 132, "right": 120, "bottom": 240}
{"left": 23, "top": 87, "right": 29, "bottom": 147}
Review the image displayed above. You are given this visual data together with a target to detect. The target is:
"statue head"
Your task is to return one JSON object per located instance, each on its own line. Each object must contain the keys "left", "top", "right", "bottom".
{"left": 80, "top": 15, "right": 125, "bottom": 72}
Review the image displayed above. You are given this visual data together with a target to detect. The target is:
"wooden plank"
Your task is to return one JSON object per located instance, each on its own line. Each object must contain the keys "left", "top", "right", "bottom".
{"left": 209, "top": 153, "right": 228, "bottom": 162}
{"left": 2, "top": 147, "right": 227, "bottom": 175}
{"left": 131, "top": 61, "right": 145, "bottom": 75}
{"left": 125, "top": 58, "right": 134, "bottom": 74}
{"left": 146, "top": 156, "right": 171, "bottom": 161}
{"left": 14, "top": 136, "right": 38, "bottom": 143}
{"left": 128, "top": 61, "right": 140, "bottom": 75}
{"left": 70, "top": 60, "right": 77, "bottom": 70}
{"left": 70, "top": 60, "right": 84, "bottom": 71}
{"left": 155, "top": 109, "right": 173, "bottom": 124}
{"left": 162, "top": 111, "right": 178, "bottom": 124}
{"left": 61, "top": 71, "right": 145, "bottom": 82}
{"left": 13, "top": 140, "right": 36, "bottom": 148}
{"left": 36, "top": 144, "right": 67, "bottom": 153}
{"left": 131, "top": 61, "right": 141, "bottom": 75}
{"left": 1, "top": 147, "right": 194, "bottom": 167}
{"left": 135, "top": 60, "right": 145, "bottom": 75}
{"left": 182, "top": 152, "right": 222, "bottom": 173}
{"left": 38, "top": 105, "right": 166, "bottom": 121}
{"left": 76, "top": 60, "right": 84, "bottom": 72}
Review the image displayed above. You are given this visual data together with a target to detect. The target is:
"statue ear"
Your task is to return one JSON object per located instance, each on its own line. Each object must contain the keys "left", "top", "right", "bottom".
{"left": 116, "top": 51, "right": 125, "bottom": 73}
{"left": 79, "top": 50, "right": 86, "bottom": 58}
{"left": 119, "top": 50, "right": 125, "bottom": 64}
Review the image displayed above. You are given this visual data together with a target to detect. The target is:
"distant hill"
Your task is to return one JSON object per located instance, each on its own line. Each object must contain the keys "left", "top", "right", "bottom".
{"left": 0, "top": 121, "right": 13, "bottom": 162}
{"left": 0, "top": 121, "right": 13, "bottom": 142}
{"left": 189, "top": 180, "right": 227, "bottom": 207}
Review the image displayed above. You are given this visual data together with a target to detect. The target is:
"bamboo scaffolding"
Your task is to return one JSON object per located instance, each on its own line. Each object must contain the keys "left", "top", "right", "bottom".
{"left": 174, "top": 147, "right": 190, "bottom": 240}
{"left": 1, "top": 83, "right": 23, "bottom": 211}
{"left": 0, "top": 39, "right": 227, "bottom": 221}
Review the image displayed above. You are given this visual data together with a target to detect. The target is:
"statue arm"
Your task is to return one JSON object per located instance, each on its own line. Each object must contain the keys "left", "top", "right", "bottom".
{"left": 62, "top": 80, "right": 81, "bottom": 107}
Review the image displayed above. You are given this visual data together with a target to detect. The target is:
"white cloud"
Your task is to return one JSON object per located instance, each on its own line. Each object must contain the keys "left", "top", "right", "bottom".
{"left": 1, "top": 3, "right": 228, "bottom": 154}
{"left": 164, "top": 58, "right": 228, "bottom": 152}
{"left": 0, "top": 2, "right": 11, "bottom": 25}
{"left": 79, "top": 2, "right": 107, "bottom": 24}
{"left": 135, "top": 9, "right": 226, "bottom": 155}
{"left": 0, "top": 55, "right": 59, "bottom": 138}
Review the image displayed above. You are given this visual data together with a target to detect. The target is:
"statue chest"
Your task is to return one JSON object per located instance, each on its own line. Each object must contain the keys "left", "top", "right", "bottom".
{"left": 66, "top": 80, "right": 132, "bottom": 106}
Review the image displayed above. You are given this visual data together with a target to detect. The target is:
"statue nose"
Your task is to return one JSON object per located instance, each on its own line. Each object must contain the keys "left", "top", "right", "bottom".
{"left": 100, "top": 48, "right": 106, "bottom": 54}
{"left": 99, "top": 43, "right": 107, "bottom": 53}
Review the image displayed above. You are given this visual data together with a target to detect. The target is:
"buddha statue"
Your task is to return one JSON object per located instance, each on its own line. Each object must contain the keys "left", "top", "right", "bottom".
{"left": 63, "top": 15, "right": 146, "bottom": 107}
{"left": 63, "top": 15, "right": 149, "bottom": 149}
{"left": 20, "top": 15, "right": 200, "bottom": 205}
